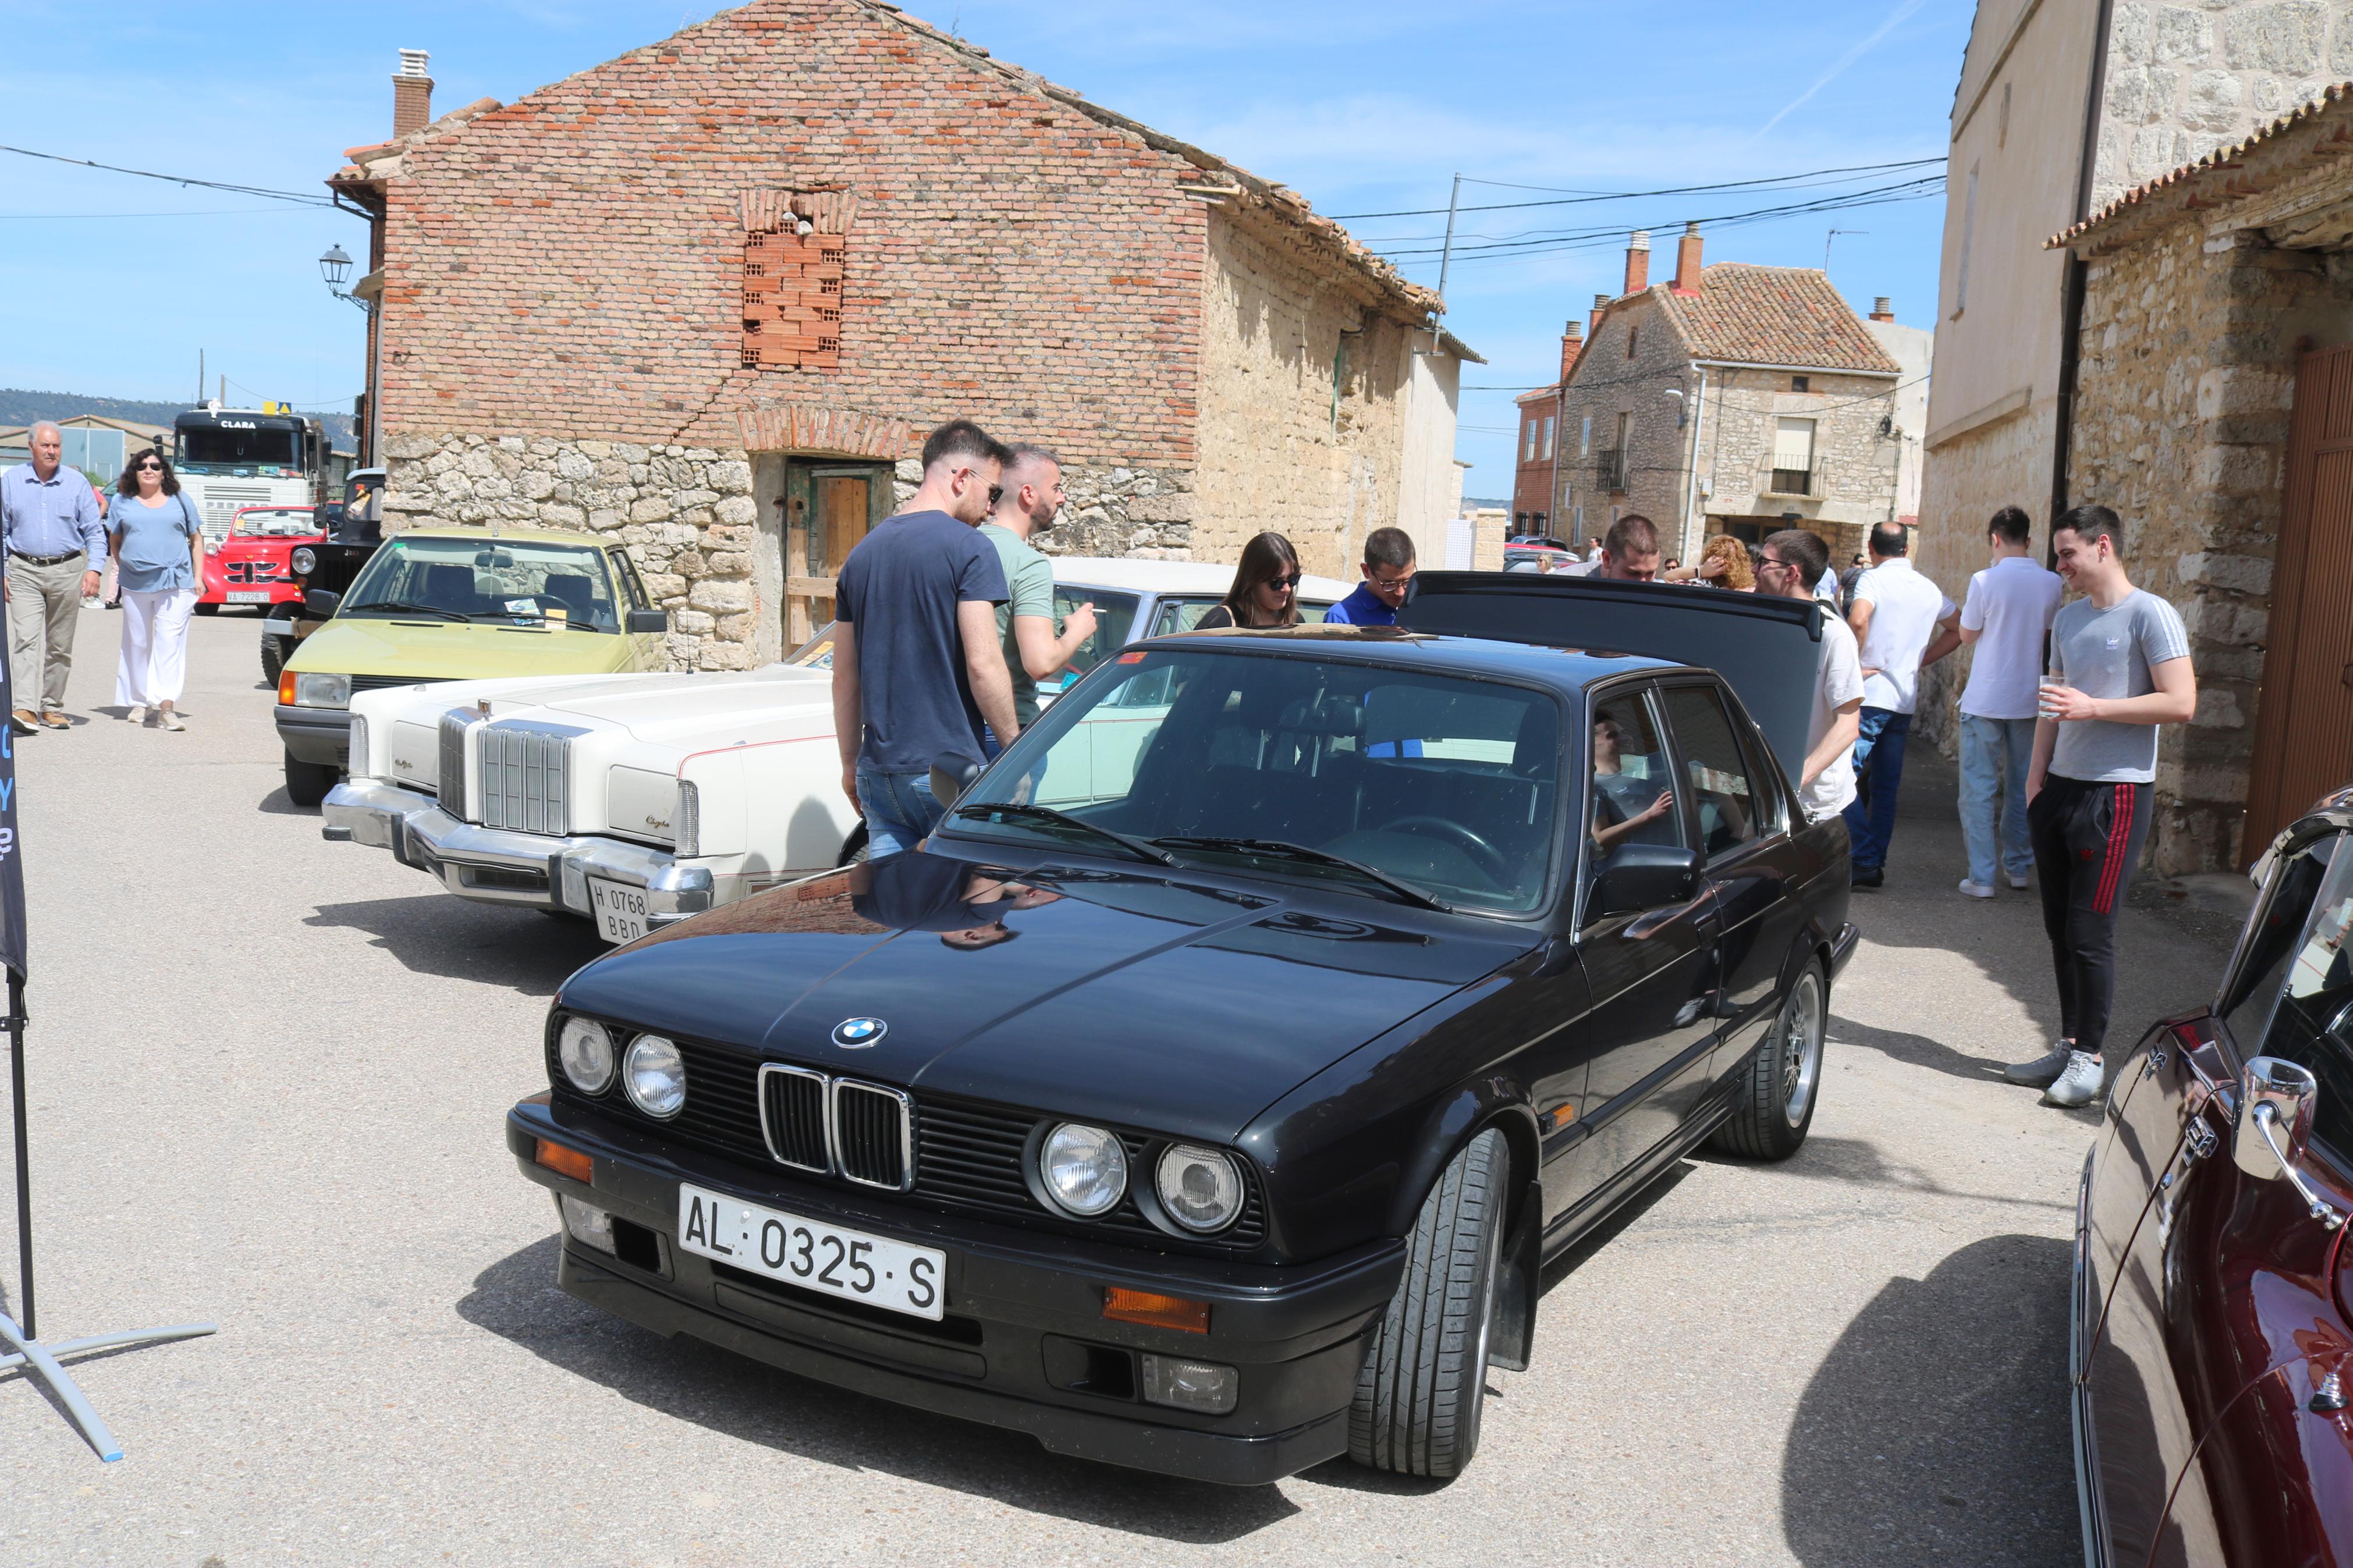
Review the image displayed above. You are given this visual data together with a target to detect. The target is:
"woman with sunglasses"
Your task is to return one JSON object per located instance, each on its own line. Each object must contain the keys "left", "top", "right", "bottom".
{"left": 107, "top": 449, "right": 203, "bottom": 730}
{"left": 1196, "top": 531, "right": 1306, "bottom": 629}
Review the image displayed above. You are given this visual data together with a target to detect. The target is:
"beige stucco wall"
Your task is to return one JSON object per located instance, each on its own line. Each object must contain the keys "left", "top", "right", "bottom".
{"left": 1394, "top": 342, "right": 1465, "bottom": 568}
{"left": 1194, "top": 205, "right": 1414, "bottom": 579}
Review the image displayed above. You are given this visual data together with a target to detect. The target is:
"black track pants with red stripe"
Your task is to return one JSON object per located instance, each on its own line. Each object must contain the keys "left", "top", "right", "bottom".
{"left": 2028, "top": 774, "right": 2153, "bottom": 1057}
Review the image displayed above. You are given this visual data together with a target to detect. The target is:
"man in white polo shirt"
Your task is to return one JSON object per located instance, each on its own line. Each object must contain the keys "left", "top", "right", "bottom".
{"left": 1841, "top": 523, "right": 1959, "bottom": 888}
{"left": 1954, "top": 505, "right": 2063, "bottom": 899}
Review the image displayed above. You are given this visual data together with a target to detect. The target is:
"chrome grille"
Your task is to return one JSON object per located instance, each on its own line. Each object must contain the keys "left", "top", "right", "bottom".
{"left": 832, "top": 1080, "right": 913, "bottom": 1190}
{"left": 437, "top": 709, "right": 474, "bottom": 821}
{"left": 480, "top": 724, "right": 572, "bottom": 835}
{"left": 759, "top": 1064, "right": 831, "bottom": 1174}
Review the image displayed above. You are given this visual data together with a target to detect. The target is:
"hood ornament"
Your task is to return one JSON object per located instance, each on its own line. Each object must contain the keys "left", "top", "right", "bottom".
{"left": 832, "top": 1016, "right": 886, "bottom": 1049}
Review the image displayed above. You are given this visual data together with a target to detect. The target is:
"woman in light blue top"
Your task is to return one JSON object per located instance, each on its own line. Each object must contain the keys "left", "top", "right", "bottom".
{"left": 108, "top": 449, "right": 203, "bottom": 730}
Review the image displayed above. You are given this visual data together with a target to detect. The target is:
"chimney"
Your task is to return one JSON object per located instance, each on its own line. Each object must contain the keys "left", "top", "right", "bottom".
{"left": 1588, "top": 291, "right": 1610, "bottom": 339}
{"left": 1559, "top": 320, "right": 1584, "bottom": 383}
{"left": 393, "top": 49, "right": 434, "bottom": 138}
{"left": 1673, "top": 222, "right": 1703, "bottom": 295}
{"left": 1870, "top": 295, "right": 1896, "bottom": 322}
{"left": 1623, "top": 230, "right": 1651, "bottom": 295}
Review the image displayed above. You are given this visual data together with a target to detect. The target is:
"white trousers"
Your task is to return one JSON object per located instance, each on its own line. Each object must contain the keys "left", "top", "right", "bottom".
{"left": 116, "top": 588, "right": 195, "bottom": 707}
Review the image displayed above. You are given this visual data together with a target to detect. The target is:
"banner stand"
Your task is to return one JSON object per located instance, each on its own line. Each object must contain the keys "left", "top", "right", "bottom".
{"left": 2, "top": 976, "right": 216, "bottom": 1461}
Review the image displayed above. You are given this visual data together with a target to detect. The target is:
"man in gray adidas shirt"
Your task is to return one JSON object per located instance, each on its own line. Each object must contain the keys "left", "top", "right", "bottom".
{"left": 2003, "top": 505, "right": 2195, "bottom": 1108}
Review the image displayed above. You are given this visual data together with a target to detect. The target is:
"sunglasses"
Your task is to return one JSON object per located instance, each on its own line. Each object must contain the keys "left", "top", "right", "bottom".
{"left": 137, "top": 463, "right": 163, "bottom": 472}
{"left": 1265, "top": 574, "right": 1301, "bottom": 591}
{"left": 988, "top": 485, "right": 1004, "bottom": 506}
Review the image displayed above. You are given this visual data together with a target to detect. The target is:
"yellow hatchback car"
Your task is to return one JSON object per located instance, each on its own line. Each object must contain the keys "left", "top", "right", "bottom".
{"left": 275, "top": 526, "right": 669, "bottom": 805}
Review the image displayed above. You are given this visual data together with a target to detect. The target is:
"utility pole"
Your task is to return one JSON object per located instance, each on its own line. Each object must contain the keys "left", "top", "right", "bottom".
{"left": 1435, "top": 174, "right": 1463, "bottom": 301}
{"left": 196, "top": 350, "right": 203, "bottom": 408}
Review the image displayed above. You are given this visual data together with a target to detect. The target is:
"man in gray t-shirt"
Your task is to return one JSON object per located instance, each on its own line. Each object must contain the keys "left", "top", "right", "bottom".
{"left": 2004, "top": 507, "right": 2197, "bottom": 1110}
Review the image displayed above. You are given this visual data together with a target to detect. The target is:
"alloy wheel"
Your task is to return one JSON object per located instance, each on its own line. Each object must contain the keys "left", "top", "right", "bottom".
{"left": 1779, "top": 972, "right": 1825, "bottom": 1129}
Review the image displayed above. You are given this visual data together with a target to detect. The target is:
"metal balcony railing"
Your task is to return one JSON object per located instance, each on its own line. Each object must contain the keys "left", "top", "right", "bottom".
{"left": 1765, "top": 463, "right": 1818, "bottom": 497}
{"left": 1594, "top": 448, "right": 1628, "bottom": 493}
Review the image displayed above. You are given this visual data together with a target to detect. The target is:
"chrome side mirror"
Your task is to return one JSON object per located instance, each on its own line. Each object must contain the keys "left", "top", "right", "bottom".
{"left": 2234, "top": 1056, "right": 2344, "bottom": 1229}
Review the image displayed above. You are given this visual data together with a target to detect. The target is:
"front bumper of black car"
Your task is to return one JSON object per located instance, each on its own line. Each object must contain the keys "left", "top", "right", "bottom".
{"left": 507, "top": 1096, "right": 1401, "bottom": 1485}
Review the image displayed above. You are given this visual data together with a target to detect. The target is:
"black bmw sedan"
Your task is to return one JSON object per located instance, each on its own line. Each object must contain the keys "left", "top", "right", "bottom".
{"left": 507, "top": 574, "right": 1858, "bottom": 1485}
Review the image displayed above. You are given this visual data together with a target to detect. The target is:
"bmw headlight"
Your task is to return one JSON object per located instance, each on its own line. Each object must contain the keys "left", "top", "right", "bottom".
{"left": 290, "top": 545, "right": 317, "bottom": 575}
{"left": 1156, "top": 1144, "right": 1243, "bottom": 1233}
{"left": 1039, "top": 1123, "right": 1127, "bottom": 1217}
{"left": 623, "top": 1033, "right": 687, "bottom": 1118}
{"left": 292, "top": 671, "right": 351, "bottom": 709}
{"left": 556, "top": 1016, "right": 615, "bottom": 1094}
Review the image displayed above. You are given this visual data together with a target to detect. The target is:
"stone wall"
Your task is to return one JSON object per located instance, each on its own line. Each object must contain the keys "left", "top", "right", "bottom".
{"left": 2095, "top": 2, "right": 2353, "bottom": 208}
{"left": 1194, "top": 205, "right": 1412, "bottom": 581}
{"left": 1698, "top": 366, "right": 1901, "bottom": 553}
{"left": 2065, "top": 217, "right": 2353, "bottom": 873}
{"left": 1556, "top": 291, "right": 1693, "bottom": 550}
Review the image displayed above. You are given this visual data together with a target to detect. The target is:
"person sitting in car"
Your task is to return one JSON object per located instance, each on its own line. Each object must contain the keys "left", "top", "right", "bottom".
{"left": 1589, "top": 710, "right": 1676, "bottom": 852}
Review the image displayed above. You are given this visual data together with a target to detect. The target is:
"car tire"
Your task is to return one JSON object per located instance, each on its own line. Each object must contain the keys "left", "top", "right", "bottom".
{"left": 194, "top": 601, "right": 219, "bottom": 616}
{"left": 1710, "top": 963, "right": 1826, "bottom": 1162}
{"left": 1348, "top": 1127, "right": 1507, "bottom": 1480}
{"left": 283, "top": 749, "right": 338, "bottom": 809}
{"left": 260, "top": 636, "right": 288, "bottom": 683}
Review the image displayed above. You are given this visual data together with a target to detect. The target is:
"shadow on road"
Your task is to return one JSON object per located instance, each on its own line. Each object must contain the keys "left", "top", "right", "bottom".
{"left": 1782, "top": 1232, "right": 2076, "bottom": 1566}
{"left": 1829, "top": 1012, "right": 2010, "bottom": 1086}
{"left": 1693, "top": 1135, "right": 2077, "bottom": 1213}
{"left": 307, "top": 897, "right": 607, "bottom": 995}
{"left": 457, "top": 1235, "right": 1305, "bottom": 1539}
{"left": 255, "top": 787, "right": 312, "bottom": 817}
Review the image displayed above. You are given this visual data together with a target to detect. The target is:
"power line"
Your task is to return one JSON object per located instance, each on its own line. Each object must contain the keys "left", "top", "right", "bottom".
{"left": 1371, "top": 176, "right": 1943, "bottom": 264}
{"left": 0, "top": 144, "right": 338, "bottom": 209}
{"left": 0, "top": 208, "right": 320, "bottom": 221}
{"left": 1326, "top": 157, "right": 1944, "bottom": 221}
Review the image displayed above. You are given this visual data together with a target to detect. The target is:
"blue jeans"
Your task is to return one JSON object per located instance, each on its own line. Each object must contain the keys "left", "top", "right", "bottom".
{"left": 1958, "top": 714, "right": 2038, "bottom": 888}
{"left": 1840, "top": 707, "right": 1911, "bottom": 873}
{"left": 856, "top": 767, "right": 943, "bottom": 858}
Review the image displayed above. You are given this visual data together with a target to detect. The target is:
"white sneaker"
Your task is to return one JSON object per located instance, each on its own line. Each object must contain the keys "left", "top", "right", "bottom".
{"left": 2004, "top": 1042, "right": 2073, "bottom": 1086}
{"left": 2008, "top": 873, "right": 2031, "bottom": 891}
{"left": 1958, "top": 879, "right": 1995, "bottom": 899}
{"left": 2043, "top": 1050, "right": 2106, "bottom": 1108}
{"left": 125, "top": 705, "right": 145, "bottom": 724}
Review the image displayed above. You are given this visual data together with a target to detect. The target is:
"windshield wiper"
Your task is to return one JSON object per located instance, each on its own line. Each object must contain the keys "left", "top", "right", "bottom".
{"left": 344, "top": 599, "right": 471, "bottom": 623}
{"left": 953, "top": 801, "right": 1178, "bottom": 867}
{"left": 1149, "top": 837, "right": 1452, "bottom": 911}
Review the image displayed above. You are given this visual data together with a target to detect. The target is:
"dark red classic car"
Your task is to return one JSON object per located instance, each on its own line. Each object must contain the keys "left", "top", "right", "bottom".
{"left": 2076, "top": 787, "right": 2353, "bottom": 1565}
{"left": 197, "top": 503, "right": 328, "bottom": 616}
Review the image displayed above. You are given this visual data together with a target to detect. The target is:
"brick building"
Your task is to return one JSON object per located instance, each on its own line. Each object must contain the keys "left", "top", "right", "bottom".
{"left": 2046, "top": 84, "right": 2353, "bottom": 875}
{"left": 1550, "top": 227, "right": 1904, "bottom": 564}
{"left": 1510, "top": 321, "right": 1581, "bottom": 536}
{"left": 328, "top": 2, "right": 1475, "bottom": 670}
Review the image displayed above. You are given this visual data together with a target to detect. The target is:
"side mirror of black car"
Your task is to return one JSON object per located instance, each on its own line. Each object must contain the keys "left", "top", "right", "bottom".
{"left": 626, "top": 607, "right": 668, "bottom": 635}
{"left": 1591, "top": 843, "right": 1700, "bottom": 918}
{"left": 928, "top": 753, "right": 986, "bottom": 813}
{"left": 304, "top": 588, "right": 341, "bottom": 618}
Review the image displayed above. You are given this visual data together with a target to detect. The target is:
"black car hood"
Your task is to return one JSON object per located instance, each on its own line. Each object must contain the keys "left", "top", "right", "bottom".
{"left": 560, "top": 848, "right": 1536, "bottom": 1142}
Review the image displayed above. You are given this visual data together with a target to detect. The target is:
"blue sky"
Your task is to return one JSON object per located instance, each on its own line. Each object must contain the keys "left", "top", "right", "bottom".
{"left": 0, "top": 0, "right": 1968, "bottom": 492}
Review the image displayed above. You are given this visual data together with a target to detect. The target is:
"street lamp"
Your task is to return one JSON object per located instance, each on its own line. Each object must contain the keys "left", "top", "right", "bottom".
{"left": 318, "top": 244, "right": 353, "bottom": 290}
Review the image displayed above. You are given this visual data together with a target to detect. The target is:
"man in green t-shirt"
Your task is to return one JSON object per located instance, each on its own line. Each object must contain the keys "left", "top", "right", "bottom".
{"left": 978, "top": 444, "right": 1097, "bottom": 751}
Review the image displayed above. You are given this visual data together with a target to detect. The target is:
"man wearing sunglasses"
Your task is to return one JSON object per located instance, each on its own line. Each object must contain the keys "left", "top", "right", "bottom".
{"left": 1, "top": 421, "right": 109, "bottom": 733}
{"left": 832, "top": 419, "right": 1019, "bottom": 856}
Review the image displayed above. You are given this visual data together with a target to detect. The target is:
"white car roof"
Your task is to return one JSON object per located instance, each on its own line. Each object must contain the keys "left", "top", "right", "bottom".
{"left": 1047, "top": 555, "right": 1353, "bottom": 602}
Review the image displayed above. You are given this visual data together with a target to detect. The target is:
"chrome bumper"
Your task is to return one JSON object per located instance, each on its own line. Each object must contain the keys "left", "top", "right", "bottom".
{"left": 321, "top": 778, "right": 713, "bottom": 924}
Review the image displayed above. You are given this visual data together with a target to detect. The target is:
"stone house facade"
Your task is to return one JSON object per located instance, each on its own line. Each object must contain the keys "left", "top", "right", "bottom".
{"left": 328, "top": 0, "right": 1472, "bottom": 671}
{"left": 1555, "top": 228, "right": 1903, "bottom": 565}
{"left": 1918, "top": 0, "right": 2352, "bottom": 753}
{"left": 2047, "top": 83, "right": 2353, "bottom": 874}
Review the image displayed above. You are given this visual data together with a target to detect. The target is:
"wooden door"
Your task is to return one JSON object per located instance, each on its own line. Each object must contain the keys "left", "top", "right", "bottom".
{"left": 782, "top": 460, "right": 892, "bottom": 645}
{"left": 2245, "top": 343, "right": 2353, "bottom": 863}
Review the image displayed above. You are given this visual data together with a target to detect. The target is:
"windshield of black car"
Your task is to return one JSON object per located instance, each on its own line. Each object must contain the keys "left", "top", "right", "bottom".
{"left": 950, "top": 648, "right": 1562, "bottom": 913}
{"left": 340, "top": 538, "right": 621, "bottom": 631}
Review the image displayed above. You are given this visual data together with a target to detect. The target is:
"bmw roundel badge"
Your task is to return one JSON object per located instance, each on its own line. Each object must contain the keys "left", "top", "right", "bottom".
{"left": 832, "top": 1016, "right": 887, "bottom": 1049}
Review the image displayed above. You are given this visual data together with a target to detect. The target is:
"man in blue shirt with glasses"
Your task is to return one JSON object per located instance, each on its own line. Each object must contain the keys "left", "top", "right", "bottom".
{"left": 1, "top": 421, "right": 109, "bottom": 733}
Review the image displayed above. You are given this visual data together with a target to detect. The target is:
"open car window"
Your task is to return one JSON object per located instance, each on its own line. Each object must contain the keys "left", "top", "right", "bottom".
{"left": 1660, "top": 685, "right": 1761, "bottom": 861}
{"left": 954, "top": 648, "right": 1563, "bottom": 914}
{"left": 1148, "top": 596, "right": 1335, "bottom": 638}
{"left": 1582, "top": 687, "right": 1683, "bottom": 925}
{"left": 2237, "top": 834, "right": 2353, "bottom": 1157}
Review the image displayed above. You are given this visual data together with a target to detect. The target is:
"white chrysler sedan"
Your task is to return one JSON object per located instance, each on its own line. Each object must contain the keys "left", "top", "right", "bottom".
{"left": 319, "top": 557, "right": 1348, "bottom": 942}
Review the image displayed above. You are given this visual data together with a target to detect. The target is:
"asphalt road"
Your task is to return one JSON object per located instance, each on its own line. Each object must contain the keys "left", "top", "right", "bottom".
{"left": 2, "top": 610, "right": 2230, "bottom": 1566}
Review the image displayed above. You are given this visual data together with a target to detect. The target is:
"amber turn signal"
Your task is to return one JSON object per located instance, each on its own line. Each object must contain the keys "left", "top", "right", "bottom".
{"left": 534, "top": 1138, "right": 593, "bottom": 1183}
{"left": 276, "top": 670, "right": 297, "bottom": 706}
{"left": 1103, "top": 1286, "right": 1210, "bottom": 1334}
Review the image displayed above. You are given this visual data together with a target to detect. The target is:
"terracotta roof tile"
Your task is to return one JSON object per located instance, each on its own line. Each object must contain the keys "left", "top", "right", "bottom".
{"left": 1651, "top": 264, "right": 1899, "bottom": 374}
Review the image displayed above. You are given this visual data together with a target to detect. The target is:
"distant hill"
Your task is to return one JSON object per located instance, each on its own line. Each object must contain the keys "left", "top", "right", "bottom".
{"left": 0, "top": 387, "right": 356, "bottom": 452}
{"left": 1461, "top": 495, "right": 1510, "bottom": 510}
